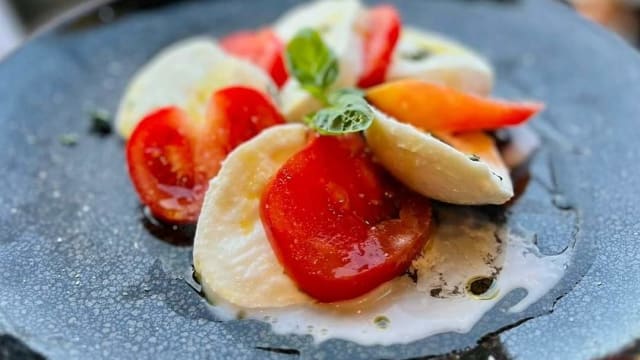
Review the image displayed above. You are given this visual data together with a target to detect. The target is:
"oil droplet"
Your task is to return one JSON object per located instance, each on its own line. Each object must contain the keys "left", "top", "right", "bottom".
{"left": 466, "top": 276, "right": 499, "bottom": 300}
{"left": 239, "top": 216, "right": 254, "bottom": 235}
{"left": 373, "top": 315, "right": 390, "bottom": 330}
{"left": 552, "top": 193, "right": 572, "bottom": 210}
{"left": 326, "top": 182, "right": 350, "bottom": 210}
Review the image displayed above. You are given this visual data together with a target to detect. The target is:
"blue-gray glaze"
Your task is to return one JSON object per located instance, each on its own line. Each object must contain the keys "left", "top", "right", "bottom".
{"left": 0, "top": 0, "right": 638, "bottom": 359}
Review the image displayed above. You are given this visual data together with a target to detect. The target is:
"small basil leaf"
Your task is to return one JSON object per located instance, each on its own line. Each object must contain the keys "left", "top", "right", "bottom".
{"left": 285, "top": 28, "right": 339, "bottom": 102}
{"left": 308, "top": 90, "right": 374, "bottom": 135}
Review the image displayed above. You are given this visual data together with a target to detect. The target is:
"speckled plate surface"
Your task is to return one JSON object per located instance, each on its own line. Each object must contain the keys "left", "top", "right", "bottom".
{"left": 0, "top": 0, "right": 639, "bottom": 359}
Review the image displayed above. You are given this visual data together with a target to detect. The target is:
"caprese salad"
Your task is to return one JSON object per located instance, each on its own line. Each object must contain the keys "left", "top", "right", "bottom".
{"left": 118, "top": 0, "right": 568, "bottom": 345}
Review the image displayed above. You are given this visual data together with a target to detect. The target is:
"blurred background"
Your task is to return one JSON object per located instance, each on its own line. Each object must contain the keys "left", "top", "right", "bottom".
{"left": 2, "top": 0, "right": 640, "bottom": 59}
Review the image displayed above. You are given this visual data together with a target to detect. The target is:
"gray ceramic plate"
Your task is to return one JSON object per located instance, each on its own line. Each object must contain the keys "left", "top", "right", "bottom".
{"left": 1, "top": 0, "right": 639, "bottom": 359}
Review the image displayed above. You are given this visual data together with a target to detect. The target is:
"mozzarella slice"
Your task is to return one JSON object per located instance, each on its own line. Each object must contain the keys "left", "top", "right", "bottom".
{"left": 365, "top": 109, "right": 513, "bottom": 205}
{"left": 275, "top": 0, "right": 364, "bottom": 121}
{"left": 279, "top": 80, "right": 324, "bottom": 124}
{"left": 193, "top": 124, "right": 313, "bottom": 309}
{"left": 116, "top": 37, "right": 277, "bottom": 138}
{"left": 389, "top": 27, "right": 494, "bottom": 96}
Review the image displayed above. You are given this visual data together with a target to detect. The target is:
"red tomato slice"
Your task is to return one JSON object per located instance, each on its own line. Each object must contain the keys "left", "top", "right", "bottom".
{"left": 357, "top": 5, "right": 402, "bottom": 88}
{"left": 126, "top": 107, "right": 208, "bottom": 223}
{"left": 127, "top": 87, "right": 285, "bottom": 223}
{"left": 221, "top": 29, "right": 289, "bottom": 88}
{"left": 260, "top": 135, "right": 432, "bottom": 302}
{"left": 206, "top": 86, "right": 286, "bottom": 154}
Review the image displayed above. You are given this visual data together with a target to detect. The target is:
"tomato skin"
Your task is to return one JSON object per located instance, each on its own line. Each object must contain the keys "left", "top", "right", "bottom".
{"left": 357, "top": 5, "right": 402, "bottom": 88}
{"left": 206, "top": 86, "right": 286, "bottom": 154}
{"left": 260, "top": 135, "right": 432, "bottom": 302}
{"left": 126, "top": 107, "right": 206, "bottom": 223}
{"left": 366, "top": 79, "right": 544, "bottom": 132}
{"left": 127, "top": 87, "right": 285, "bottom": 224}
{"left": 221, "top": 29, "right": 289, "bottom": 88}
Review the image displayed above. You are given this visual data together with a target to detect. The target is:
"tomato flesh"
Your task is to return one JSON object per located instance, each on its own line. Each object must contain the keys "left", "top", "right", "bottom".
{"left": 357, "top": 5, "right": 402, "bottom": 88}
{"left": 260, "top": 135, "right": 432, "bottom": 302}
{"left": 221, "top": 29, "right": 289, "bottom": 88}
{"left": 207, "top": 86, "right": 286, "bottom": 153}
{"left": 126, "top": 107, "right": 207, "bottom": 223}
{"left": 127, "top": 87, "right": 285, "bottom": 223}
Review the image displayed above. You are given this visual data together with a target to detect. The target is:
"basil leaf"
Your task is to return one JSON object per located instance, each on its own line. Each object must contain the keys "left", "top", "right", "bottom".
{"left": 286, "top": 29, "right": 372, "bottom": 135}
{"left": 285, "top": 28, "right": 339, "bottom": 103}
{"left": 308, "top": 89, "right": 374, "bottom": 135}
{"left": 327, "top": 88, "right": 365, "bottom": 104}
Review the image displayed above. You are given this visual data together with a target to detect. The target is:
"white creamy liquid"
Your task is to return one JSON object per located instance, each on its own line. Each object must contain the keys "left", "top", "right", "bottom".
{"left": 208, "top": 206, "right": 570, "bottom": 346}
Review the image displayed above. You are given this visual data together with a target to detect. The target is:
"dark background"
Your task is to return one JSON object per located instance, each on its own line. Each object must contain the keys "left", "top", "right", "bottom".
{"left": 4, "top": 0, "right": 640, "bottom": 45}
{"left": 1, "top": 0, "right": 640, "bottom": 359}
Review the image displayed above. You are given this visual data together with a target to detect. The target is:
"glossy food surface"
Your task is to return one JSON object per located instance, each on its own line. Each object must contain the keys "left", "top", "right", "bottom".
{"left": 0, "top": 0, "right": 636, "bottom": 359}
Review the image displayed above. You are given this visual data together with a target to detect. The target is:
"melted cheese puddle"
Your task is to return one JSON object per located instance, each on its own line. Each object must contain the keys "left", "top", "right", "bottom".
{"left": 207, "top": 205, "right": 570, "bottom": 346}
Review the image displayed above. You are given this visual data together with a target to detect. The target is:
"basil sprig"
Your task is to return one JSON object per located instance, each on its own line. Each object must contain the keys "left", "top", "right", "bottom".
{"left": 285, "top": 28, "right": 373, "bottom": 135}
{"left": 308, "top": 89, "right": 373, "bottom": 135}
{"left": 285, "top": 28, "right": 338, "bottom": 103}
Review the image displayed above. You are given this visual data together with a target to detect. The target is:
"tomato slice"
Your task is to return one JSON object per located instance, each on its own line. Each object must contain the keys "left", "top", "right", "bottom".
{"left": 260, "top": 135, "right": 432, "bottom": 302}
{"left": 127, "top": 87, "right": 285, "bottom": 223}
{"left": 220, "top": 29, "right": 289, "bottom": 88}
{"left": 206, "top": 86, "right": 286, "bottom": 154}
{"left": 357, "top": 5, "right": 402, "bottom": 88}
{"left": 126, "top": 107, "right": 207, "bottom": 223}
{"left": 366, "top": 79, "right": 544, "bottom": 132}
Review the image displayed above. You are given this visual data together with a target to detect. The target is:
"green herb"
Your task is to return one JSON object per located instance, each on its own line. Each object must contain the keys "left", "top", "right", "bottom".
{"left": 373, "top": 315, "right": 390, "bottom": 329}
{"left": 286, "top": 28, "right": 373, "bottom": 135}
{"left": 286, "top": 29, "right": 374, "bottom": 135}
{"left": 469, "top": 154, "right": 480, "bottom": 162}
{"left": 306, "top": 89, "right": 374, "bottom": 135}
{"left": 59, "top": 133, "right": 79, "bottom": 146}
{"left": 90, "top": 108, "right": 112, "bottom": 135}
{"left": 401, "top": 48, "right": 431, "bottom": 61}
{"left": 285, "top": 28, "right": 339, "bottom": 104}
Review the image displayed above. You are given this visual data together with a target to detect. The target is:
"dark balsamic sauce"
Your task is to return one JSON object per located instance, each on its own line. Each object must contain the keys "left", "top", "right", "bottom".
{"left": 140, "top": 206, "right": 196, "bottom": 246}
{"left": 467, "top": 277, "right": 495, "bottom": 296}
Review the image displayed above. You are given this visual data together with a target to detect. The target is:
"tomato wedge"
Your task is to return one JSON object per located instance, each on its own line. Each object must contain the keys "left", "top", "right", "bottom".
{"left": 126, "top": 107, "right": 207, "bottom": 223}
{"left": 366, "top": 79, "right": 544, "bottom": 132}
{"left": 357, "top": 5, "right": 402, "bottom": 88}
{"left": 127, "top": 86, "right": 285, "bottom": 223}
{"left": 260, "top": 135, "right": 432, "bottom": 302}
{"left": 207, "top": 86, "right": 286, "bottom": 153}
{"left": 220, "top": 29, "right": 288, "bottom": 88}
